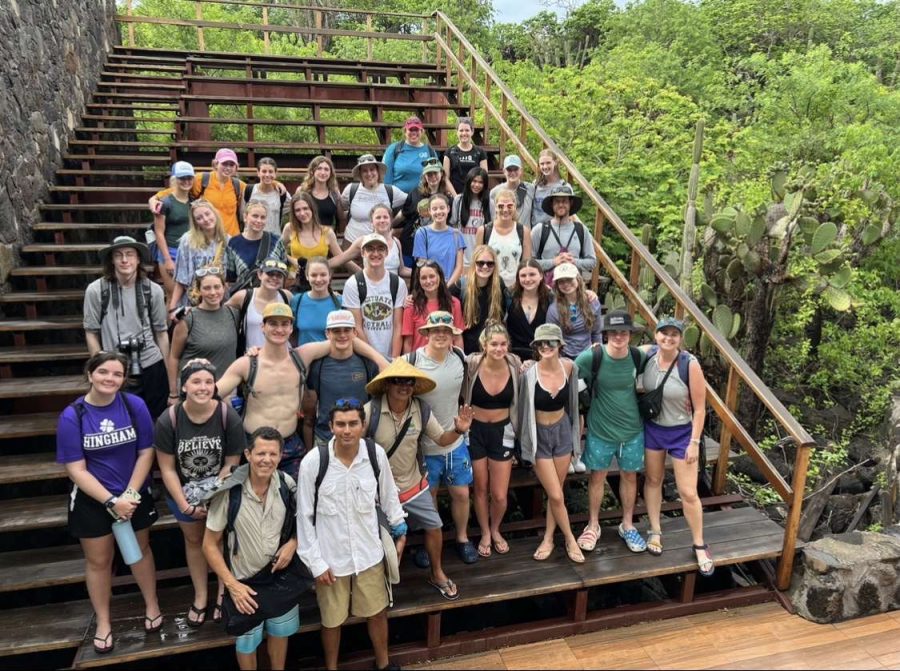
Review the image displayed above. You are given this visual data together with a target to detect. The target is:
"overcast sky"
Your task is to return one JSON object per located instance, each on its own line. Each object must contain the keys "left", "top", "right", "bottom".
{"left": 493, "top": 0, "right": 570, "bottom": 22}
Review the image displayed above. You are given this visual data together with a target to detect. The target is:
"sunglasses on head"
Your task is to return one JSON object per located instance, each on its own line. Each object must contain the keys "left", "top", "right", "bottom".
{"left": 421, "top": 157, "right": 441, "bottom": 167}
{"left": 428, "top": 314, "right": 454, "bottom": 326}
{"left": 389, "top": 377, "right": 416, "bottom": 386}
{"left": 475, "top": 260, "right": 495, "bottom": 269}
{"left": 195, "top": 266, "right": 222, "bottom": 278}
{"left": 261, "top": 261, "right": 288, "bottom": 274}
{"left": 334, "top": 398, "right": 363, "bottom": 410}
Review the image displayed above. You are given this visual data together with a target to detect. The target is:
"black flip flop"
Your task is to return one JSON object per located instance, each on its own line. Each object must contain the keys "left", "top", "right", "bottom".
{"left": 186, "top": 604, "right": 207, "bottom": 628}
{"left": 93, "top": 631, "right": 114, "bottom": 654}
{"left": 144, "top": 613, "right": 164, "bottom": 633}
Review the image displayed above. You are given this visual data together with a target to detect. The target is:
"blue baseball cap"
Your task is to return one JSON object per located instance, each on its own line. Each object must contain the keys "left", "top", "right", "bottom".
{"left": 656, "top": 317, "right": 685, "bottom": 333}
{"left": 171, "top": 161, "right": 195, "bottom": 178}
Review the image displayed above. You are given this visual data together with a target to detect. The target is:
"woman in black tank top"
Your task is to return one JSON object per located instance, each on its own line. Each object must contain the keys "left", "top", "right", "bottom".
{"left": 529, "top": 323, "right": 584, "bottom": 565}
{"left": 464, "top": 323, "right": 521, "bottom": 558}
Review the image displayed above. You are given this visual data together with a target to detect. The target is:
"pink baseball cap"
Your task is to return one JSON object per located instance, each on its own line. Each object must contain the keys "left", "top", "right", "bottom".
{"left": 214, "top": 148, "right": 239, "bottom": 165}
{"left": 404, "top": 116, "right": 424, "bottom": 130}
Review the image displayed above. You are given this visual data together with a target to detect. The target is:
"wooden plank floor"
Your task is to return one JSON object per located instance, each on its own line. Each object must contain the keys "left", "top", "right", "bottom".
{"left": 409, "top": 602, "right": 900, "bottom": 670}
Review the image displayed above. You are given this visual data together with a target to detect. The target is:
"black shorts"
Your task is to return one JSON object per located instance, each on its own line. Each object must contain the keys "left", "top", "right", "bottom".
{"left": 467, "top": 419, "right": 514, "bottom": 462}
{"left": 67, "top": 486, "right": 158, "bottom": 539}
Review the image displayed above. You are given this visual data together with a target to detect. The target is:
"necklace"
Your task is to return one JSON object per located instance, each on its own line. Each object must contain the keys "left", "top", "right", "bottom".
{"left": 389, "top": 402, "right": 412, "bottom": 438}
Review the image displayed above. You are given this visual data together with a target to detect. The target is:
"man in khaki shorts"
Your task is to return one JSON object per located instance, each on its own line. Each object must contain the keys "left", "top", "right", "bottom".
{"left": 297, "top": 399, "right": 406, "bottom": 671}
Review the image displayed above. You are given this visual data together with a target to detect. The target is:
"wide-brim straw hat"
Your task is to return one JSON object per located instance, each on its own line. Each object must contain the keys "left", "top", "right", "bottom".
{"left": 366, "top": 357, "right": 437, "bottom": 397}
{"left": 351, "top": 154, "right": 387, "bottom": 181}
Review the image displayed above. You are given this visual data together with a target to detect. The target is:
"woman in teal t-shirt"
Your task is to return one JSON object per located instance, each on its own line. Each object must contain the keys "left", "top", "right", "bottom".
{"left": 290, "top": 257, "right": 342, "bottom": 345}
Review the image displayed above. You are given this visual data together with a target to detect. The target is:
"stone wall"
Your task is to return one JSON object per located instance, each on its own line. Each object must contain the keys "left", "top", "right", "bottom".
{"left": 0, "top": 0, "right": 119, "bottom": 284}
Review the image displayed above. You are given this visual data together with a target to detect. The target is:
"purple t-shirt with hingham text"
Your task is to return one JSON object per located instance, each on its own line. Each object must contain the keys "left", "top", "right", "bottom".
{"left": 56, "top": 393, "right": 154, "bottom": 495}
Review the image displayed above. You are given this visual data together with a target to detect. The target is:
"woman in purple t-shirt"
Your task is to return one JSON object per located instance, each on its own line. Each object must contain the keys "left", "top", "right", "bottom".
{"left": 55, "top": 351, "right": 161, "bottom": 655}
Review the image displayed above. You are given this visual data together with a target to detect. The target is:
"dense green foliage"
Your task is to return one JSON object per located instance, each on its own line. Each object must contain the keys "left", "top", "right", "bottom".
{"left": 123, "top": 0, "right": 897, "bottom": 478}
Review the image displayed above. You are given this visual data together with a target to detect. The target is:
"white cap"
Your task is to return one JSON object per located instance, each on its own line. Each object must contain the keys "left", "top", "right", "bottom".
{"left": 360, "top": 233, "right": 388, "bottom": 249}
{"left": 553, "top": 263, "right": 579, "bottom": 282}
{"left": 325, "top": 310, "right": 356, "bottom": 330}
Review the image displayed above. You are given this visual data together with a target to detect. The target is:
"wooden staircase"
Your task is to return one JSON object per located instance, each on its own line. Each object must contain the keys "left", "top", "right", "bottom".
{"left": 0, "top": 5, "right": 815, "bottom": 669}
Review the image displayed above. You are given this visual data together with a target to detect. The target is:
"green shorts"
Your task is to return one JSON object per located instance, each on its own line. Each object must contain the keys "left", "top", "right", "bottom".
{"left": 583, "top": 432, "right": 645, "bottom": 473}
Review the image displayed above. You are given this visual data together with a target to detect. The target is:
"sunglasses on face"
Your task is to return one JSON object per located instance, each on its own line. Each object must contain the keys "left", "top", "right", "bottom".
{"left": 475, "top": 260, "right": 495, "bottom": 269}
{"left": 537, "top": 340, "right": 560, "bottom": 349}
{"left": 195, "top": 266, "right": 222, "bottom": 278}
{"left": 333, "top": 398, "right": 363, "bottom": 410}
{"left": 388, "top": 378, "right": 416, "bottom": 386}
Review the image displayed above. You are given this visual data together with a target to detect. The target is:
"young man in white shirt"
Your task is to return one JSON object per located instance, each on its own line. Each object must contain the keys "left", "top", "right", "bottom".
{"left": 297, "top": 399, "right": 406, "bottom": 671}
{"left": 341, "top": 233, "right": 407, "bottom": 359}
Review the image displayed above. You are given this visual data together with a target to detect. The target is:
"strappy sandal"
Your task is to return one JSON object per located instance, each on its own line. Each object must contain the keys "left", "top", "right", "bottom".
{"left": 646, "top": 530, "right": 663, "bottom": 556}
{"left": 694, "top": 544, "right": 715, "bottom": 576}
{"left": 533, "top": 542, "right": 554, "bottom": 561}
{"left": 212, "top": 594, "right": 224, "bottom": 623}
{"left": 144, "top": 613, "right": 163, "bottom": 633}
{"left": 477, "top": 539, "right": 492, "bottom": 558}
{"left": 427, "top": 577, "right": 460, "bottom": 601}
{"left": 577, "top": 525, "right": 600, "bottom": 552}
{"left": 566, "top": 542, "right": 585, "bottom": 564}
{"left": 186, "top": 603, "right": 207, "bottom": 628}
{"left": 92, "top": 631, "right": 114, "bottom": 655}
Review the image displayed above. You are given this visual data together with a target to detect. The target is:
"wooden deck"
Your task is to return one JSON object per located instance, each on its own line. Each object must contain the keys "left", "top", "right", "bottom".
{"left": 409, "top": 602, "right": 900, "bottom": 670}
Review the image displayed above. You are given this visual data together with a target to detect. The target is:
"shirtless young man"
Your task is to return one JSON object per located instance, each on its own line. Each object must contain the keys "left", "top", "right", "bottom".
{"left": 217, "top": 303, "right": 385, "bottom": 479}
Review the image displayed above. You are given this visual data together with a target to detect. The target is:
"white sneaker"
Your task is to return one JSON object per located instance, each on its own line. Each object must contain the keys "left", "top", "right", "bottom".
{"left": 573, "top": 457, "right": 587, "bottom": 473}
{"left": 568, "top": 461, "right": 575, "bottom": 474}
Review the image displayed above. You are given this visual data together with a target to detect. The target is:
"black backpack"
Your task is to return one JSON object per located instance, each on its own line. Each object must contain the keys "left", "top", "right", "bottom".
{"left": 312, "top": 438, "right": 381, "bottom": 526}
{"left": 235, "top": 348, "right": 306, "bottom": 418}
{"left": 536, "top": 220, "right": 587, "bottom": 258}
{"left": 483, "top": 222, "right": 524, "bottom": 247}
{"left": 354, "top": 271, "right": 400, "bottom": 305}
{"left": 72, "top": 393, "right": 140, "bottom": 436}
{"left": 224, "top": 470, "right": 295, "bottom": 566}
{"left": 235, "top": 288, "right": 292, "bottom": 357}
{"left": 307, "top": 354, "right": 379, "bottom": 400}
{"left": 578, "top": 345, "right": 644, "bottom": 415}
{"left": 365, "top": 396, "right": 432, "bottom": 462}
{"left": 229, "top": 233, "right": 277, "bottom": 295}
{"left": 347, "top": 183, "right": 400, "bottom": 216}
{"left": 99, "top": 278, "right": 154, "bottom": 327}
{"left": 201, "top": 172, "right": 242, "bottom": 203}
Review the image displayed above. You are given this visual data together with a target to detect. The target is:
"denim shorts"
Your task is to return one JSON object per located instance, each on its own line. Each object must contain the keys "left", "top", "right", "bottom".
{"left": 165, "top": 495, "right": 202, "bottom": 523}
{"left": 234, "top": 604, "right": 300, "bottom": 654}
{"left": 424, "top": 442, "right": 474, "bottom": 488}
{"left": 583, "top": 432, "right": 645, "bottom": 472}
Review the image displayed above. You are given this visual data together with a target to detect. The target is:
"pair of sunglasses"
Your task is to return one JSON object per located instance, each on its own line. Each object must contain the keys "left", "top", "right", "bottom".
{"left": 195, "top": 266, "right": 222, "bottom": 278}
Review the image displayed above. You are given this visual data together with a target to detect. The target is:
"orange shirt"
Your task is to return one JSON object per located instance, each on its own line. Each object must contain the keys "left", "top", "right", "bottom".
{"left": 155, "top": 172, "right": 246, "bottom": 237}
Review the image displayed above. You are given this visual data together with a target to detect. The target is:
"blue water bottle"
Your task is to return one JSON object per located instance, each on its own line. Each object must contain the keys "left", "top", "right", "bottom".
{"left": 112, "top": 519, "right": 143, "bottom": 565}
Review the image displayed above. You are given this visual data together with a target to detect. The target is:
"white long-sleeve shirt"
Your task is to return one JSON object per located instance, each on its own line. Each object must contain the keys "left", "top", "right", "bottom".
{"left": 297, "top": 438, "right": 405, "bottom": 579}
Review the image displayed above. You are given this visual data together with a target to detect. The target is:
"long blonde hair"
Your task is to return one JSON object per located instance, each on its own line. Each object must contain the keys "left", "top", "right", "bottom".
{"left": 553, "top": 273, "right": 595, "bottom": 333}
{"left": 301, "top": 155, "right": 340, "bottom": 195}
{"left": 187, "top": 199, "right": 228, "bottom": 250}
{"left": 463, "top": 245, "right": 504, "bottom": 329}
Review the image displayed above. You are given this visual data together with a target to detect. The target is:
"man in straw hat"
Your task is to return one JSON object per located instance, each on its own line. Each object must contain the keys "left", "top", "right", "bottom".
{"left": 84, "top": 236, "right": 169, "bottom": 419}
{"left": 405, "top": 311, "right": 481, "bottom": 565}
{"left": 531, "top": 184, "right": 596, "bottom": 282}
{"left": 341, "top": 154, "right": 407, "bottom": 244}
{"left": 574, "top": 310, "right": 649, "bottom": 555}
{"left": 364, "top": 358, "right": 473, "bottom": 600}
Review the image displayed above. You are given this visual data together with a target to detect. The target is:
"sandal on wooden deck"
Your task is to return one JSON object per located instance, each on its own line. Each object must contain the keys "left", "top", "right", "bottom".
{"left": 565, "top": 542, "right": 585, "bottom": 564}
{"left": 693, "top": 544, "right": 715, "bottom": 577}
{"left": 647, "top": 530, "right": 663, "bottom": 556}
{"left": 477, "top": 539, "right": 492, "bottom": 558}
{"left": 186, "top": 603, "right": 207, "bottom": 628}
{"left": 212, "top": 595, "right": 224, "bottom": 623}
{"left": 92, "top": 631, "right": 114, "bottom": 655}
{"left": 427, "top": 577, "right": 460, "bottom": 601}
{"left": 577, "top": 525, "right": 600, "bottom": 552}
{"left": 533, "top": 542, "right": 554, "bottom": 561}
{"left": 492, "top": 537, "right": 510, "bottom": 555}
{"left": 144, "top": 613, "right": 164, "bottom": 633}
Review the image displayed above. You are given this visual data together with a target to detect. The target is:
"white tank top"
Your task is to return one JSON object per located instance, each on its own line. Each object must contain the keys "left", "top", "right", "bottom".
{"left": 244, "top": 290, "right": 289, "bottom": 350}
{"left": 487, "top": 226, "right": 523, "bottom": 288}
{"left": 384, "top": 237, "right": 402, "bottom": 275}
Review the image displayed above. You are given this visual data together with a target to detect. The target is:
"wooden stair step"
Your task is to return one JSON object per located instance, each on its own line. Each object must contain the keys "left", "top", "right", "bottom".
{"left": 103, "top": 64, "right": 184, "bottom": 73}
{"left": 0, "top": 316, "right": 85, "bottom": 332}
{"left": 40, "top": 203, "right": 151, "bottom": 210}
{"left": 0, "top": 411, "right": 65, "bottom": 439}
{"left": 79, "top": 116, "right": 458, "bottom": 130}
{"left": 0, "top": 375, "right": 88, "bottom": 400}
{"left": 34, "top": 222, "right": 152, "bottom": 232}
{"left": 181, "top": 94, "right": 459, "bottom": 111}
{"left": 0, "top": 453, "right": 66, "bottom": 485}
{"left": 84, "top": 104, "right": 180, "bottom": 112}
{"left": 96, "top": 81, "right": 185, "bottom": 91}
{"left": 0, "top": 597, "right": 92, "bottom": 656}
{"left": 0, "top": 495, "right": 174, "bottom": 533}
{"left": 0, "top": 289, "right": 85, "bottom": 303}
{"left": 9, "top": 265, "right": 150, "bottom": 277}
{"left": 22, "top": 244, "right": 108, "bottom": 253}
{"left": 64, "top": 153, "right": 173, "bottom": 163}
{"left": 49, "top": 186, "right": 160, "bottom": 193}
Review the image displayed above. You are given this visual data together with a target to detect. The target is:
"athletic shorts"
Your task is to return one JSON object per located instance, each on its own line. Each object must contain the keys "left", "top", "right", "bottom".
{"left": 234, "top": 604, "right": 300, "bottom": 654}
{"left": 424, "top": 442, "right": 474, "bottom": 489}
{"left": 644, "top": 422, "right": 692, "bottom": 460}
{"left": 316, "top": 562, "right": 389, "bottom": 629}
{"left": 67, "top": 486, "right": 157, "bottom": 539}
{"left": 583, "top": 432, "right": 645, "bottom": 473}
{"left": 467, "top": 419, "right": 515, "bottom": 461}
{"left": 165, "top": 495, "right": 203, "bottom": 523}
{"left": 535, "top": 415, "right": 574, "bottom": 460}
{"left": 402, "top": 490, "right": 443, "bottom": 531}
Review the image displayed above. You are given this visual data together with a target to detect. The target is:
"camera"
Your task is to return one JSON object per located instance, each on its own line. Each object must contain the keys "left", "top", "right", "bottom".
{"left": 117, "top": 337, "right": 145, "bottom": 377}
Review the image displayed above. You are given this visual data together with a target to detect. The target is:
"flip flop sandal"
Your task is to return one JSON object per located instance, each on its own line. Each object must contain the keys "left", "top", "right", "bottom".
{"left": 477, "top": 540, "right": 492, "bottom": 558}
{"left": 93, "top": 631, "right": 114, "bottom": 655}
{"left": 532, "top": 543, "right": 555, "bottom": 561}
{"left": 427, "top": 578, "right": 460, "bottom": 601}
{"left": 186, "top": 604, "right": 207, "bottom": 628}
{"left": 577, "top": 525, "right": 600, "bottom": 552}
{"left": 492, "top": 538, "right": 510, "bottom": 555}
{"left": 212, "top": 595, "right": 224, "bottom": 623}
{"left": 144, "top": 613, "right": 164, "bottom": 633}
{"left": 647, "top": 530, "right": 663, "bottom": 556}
{"left": 693, "top": 544, "right": 715, "bottom": 577}
{"left": 566, "top": 542, "right": 585, "bottom": 564}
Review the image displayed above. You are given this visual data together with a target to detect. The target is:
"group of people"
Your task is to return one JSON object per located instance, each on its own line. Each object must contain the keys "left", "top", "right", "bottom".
{"left": 60, "top": 122, "right": 713, "bottom": 670}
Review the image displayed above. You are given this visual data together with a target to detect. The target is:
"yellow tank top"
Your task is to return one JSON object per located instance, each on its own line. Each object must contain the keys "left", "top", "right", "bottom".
{"left": 288, "top": 229, "right": 329, "bottom": 260}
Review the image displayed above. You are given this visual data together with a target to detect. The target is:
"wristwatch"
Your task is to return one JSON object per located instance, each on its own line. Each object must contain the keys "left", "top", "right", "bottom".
{"left": 105, "top": 496, "right": 118, "bottom": 510}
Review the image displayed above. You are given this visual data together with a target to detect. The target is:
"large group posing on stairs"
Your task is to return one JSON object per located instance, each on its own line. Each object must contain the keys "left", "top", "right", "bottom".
{"left": 58, "top": 116, "right": 714, "bottom": 670}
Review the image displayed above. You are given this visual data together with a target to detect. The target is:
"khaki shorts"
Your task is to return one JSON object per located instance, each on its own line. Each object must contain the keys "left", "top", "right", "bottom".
{"left": 317, "top": 562, "right": 389, "bottom": 628}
